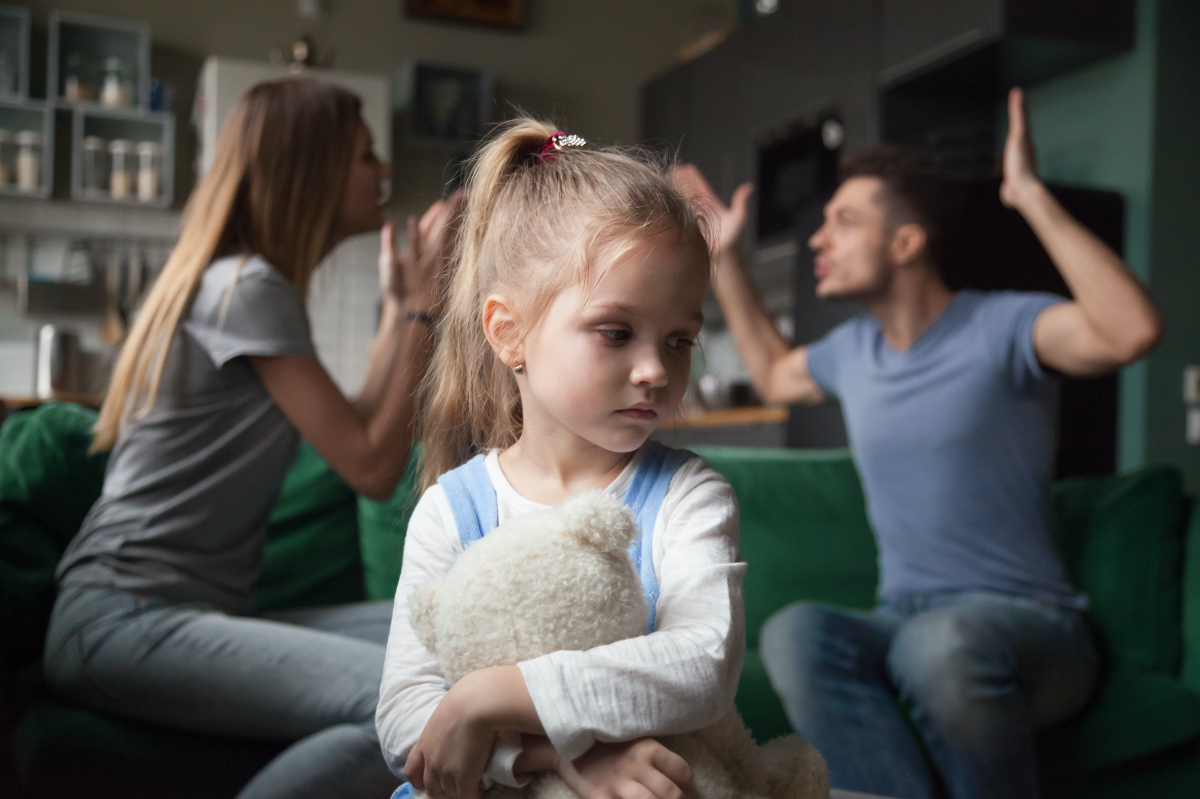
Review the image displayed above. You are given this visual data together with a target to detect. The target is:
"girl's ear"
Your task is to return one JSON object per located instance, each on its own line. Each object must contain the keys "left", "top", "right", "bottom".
{"left": 483, "top": 295, "right": 523, "bottom": 368}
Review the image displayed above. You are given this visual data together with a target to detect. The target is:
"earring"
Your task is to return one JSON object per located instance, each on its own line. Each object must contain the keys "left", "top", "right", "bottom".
{"left": 513, "top": 364, "right": 525, "bottom": 375}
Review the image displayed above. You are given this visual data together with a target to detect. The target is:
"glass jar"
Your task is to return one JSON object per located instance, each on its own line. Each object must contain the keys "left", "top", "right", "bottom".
{"left": 136, "top": 141, "right": 161, "bottom": 203}
{"left": 63, "top": 52, "right": 99, "bottom": 103}
{"left": 15, "top": 130, "right": 41, "bottom": 192}
{"left": 100, "top": 57, "right": 134, "bottom": 108}
{"left": 0, "top": 128, "right": 13, "bottom": 187}
{"left": 82, "top": 136, "right": 109, "bottom": 196}
{"left": 109, "top": 139, "right": 134, "bottom": 199}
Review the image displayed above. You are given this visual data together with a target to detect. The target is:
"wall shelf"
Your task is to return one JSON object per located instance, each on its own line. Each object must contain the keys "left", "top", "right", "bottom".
{"left": 0, "top": 97, "right": 54, "bottom": 199}
{"left": 71, "top": 107, "right": 173, "bottom": 207}
{"left": 48, "top": 11, "right": 151, "bottom": 112}
{"left": 0, "top": 4, "right": 30, "bottom": 99}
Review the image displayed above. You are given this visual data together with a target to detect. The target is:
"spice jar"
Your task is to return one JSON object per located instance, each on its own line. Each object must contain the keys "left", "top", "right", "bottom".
{"left": 136, "top": 141, "right": 161, "bottom": 203}
{"left": 100, "top": 57, "right": 134, "bottom": 108}
{"left": 82, "top": 136, "right": 109, "bottom": 196}
{"left": 0, "top": 128, "right": 13, "bottom": 186}
{"left": 15, "top": 130, "right": 41, "bottom": 192}
{"left": 63, "top": 52, "right": 98, "bottom": 103}
{"left": 109, "top": 139, "right": 134, "bottom": 199}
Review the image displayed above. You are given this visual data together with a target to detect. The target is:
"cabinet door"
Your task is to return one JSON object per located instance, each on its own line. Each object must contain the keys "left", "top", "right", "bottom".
{"left": 879, "top": 0, "right": 1003, "bottom": 86}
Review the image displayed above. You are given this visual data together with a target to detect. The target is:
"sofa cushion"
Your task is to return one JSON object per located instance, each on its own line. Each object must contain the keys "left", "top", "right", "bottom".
{"left": 1040, "top": 665, "right": 1200, "bottom": 773}
{"left": 258, "top": 440, "right": 363, "bottom": 610}
{"left": 357, "top": 446, "right": 422, "bottom": 601}
{"left": 694, "top": 446, "right": 878, "bottom": 649}
{"left": 0, "top": 402, "right": 109, "bottom": 551}
{"left": 1051, "top": 466, "right": 1186, "bottom": 675}
{"left": 11, "top": 698, "right": 283, "bottom": 799}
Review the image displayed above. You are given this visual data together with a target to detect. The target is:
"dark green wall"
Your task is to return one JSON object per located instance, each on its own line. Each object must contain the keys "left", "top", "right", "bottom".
{"left": 1024, "top": 0, "right": 1199, "bottom": 490}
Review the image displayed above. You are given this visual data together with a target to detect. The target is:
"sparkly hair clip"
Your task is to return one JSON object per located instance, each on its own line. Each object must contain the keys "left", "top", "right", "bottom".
{"left": 538, "top": 131, "right": 587, "bottom": 162}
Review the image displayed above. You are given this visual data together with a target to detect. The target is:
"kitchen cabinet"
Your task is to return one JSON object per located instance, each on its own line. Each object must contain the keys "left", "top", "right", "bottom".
{"left": 0, "top": 4, "right": 30, "bottom": 99}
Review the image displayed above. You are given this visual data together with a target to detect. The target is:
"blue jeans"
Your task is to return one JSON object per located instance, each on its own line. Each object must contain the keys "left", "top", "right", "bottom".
{"left": 43, "top": 584, "right": 401, "bottom": 799}
{"left": 760, "top": 592, "right": 1101, "bottom": 799}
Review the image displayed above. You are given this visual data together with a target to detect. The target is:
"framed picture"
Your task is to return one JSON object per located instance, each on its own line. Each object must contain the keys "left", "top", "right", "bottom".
{"left": 405, "top": 0, "right": 525, "bottom": 29}
{"left": 395, "top": 61, "right": 492, "bottom": 143}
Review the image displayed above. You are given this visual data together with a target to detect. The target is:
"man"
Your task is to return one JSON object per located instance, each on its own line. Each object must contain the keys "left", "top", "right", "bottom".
{"left": 674, "top": 89, "right": 1163, "bottom": 799}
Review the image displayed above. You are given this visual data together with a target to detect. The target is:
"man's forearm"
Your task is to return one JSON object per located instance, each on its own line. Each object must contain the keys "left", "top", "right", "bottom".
{"left": 1011, "top": 180, "right": 1162, "bottom": 359}
{"left": 711, "top": 249, "right": 793, "bottom": 403}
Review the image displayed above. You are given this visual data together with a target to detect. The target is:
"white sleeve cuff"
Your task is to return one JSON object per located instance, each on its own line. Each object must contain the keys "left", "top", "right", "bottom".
{"left": 518, "top": 658, "right": 596, "bottom": 762}
{"left": 482, "top": 730, "right": 532, "bottom": 789}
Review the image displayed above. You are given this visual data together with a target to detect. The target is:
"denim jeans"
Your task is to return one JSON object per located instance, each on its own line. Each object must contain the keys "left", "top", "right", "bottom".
{"left": 760, "top": 592, "right": 1101, "bottom": 799}
{"left": 43, "top": 584, "right": 402, "bottom": 799}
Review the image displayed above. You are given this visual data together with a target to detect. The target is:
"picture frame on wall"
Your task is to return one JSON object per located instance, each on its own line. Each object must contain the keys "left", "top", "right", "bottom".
{"left": 405, "top": 0, "right": 525, "bottom": 29}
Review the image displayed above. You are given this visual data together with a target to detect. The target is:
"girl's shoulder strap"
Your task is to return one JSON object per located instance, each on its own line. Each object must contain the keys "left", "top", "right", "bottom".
{"left": 624, "top": 442, "right": 695, "bottom": 633}
{"left": 436, "top": 453, "right": 498, "bottom": 550}
{"left": 623, "top": 441, "right": 694, "bottom": 532}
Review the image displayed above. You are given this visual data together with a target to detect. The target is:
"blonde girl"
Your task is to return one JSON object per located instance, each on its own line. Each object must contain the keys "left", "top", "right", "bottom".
{"left": 44, "top": 78, "right": 458, "bottom": 799}
{"left": 377, "top": 119, "right": 746, "bottom": 799}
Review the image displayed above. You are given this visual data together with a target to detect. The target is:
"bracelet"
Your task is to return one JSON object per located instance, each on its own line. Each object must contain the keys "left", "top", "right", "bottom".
{"left": 406, "top": 309, "right": 437, "bottom": 326}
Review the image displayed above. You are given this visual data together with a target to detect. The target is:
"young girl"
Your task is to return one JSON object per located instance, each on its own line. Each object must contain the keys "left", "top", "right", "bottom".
{"left": 43, "top": 78, "right": 458, "bottom": 799}
{"left": 377, "top": 119, "right": 746, "bottom": 799}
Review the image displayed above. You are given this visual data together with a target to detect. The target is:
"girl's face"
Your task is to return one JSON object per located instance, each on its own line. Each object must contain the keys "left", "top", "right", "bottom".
{"left": 515, "top": 231, "right": 709, "bottom": 457}
{"left": 330, "top": 121, "right": 389, "bottom": 246}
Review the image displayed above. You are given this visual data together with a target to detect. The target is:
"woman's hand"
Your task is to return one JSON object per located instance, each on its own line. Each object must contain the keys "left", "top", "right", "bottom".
{"left": 671, "top": 163, "right": 753, "bottom": 260}
{"left": 405, "top": 678, "right": 497, "bottom": 799}
{"left": 556, "top": 738, "right": 693, "bottom": 799}
{"left": 379, "top": 191, "right": 464, "bottom": 311}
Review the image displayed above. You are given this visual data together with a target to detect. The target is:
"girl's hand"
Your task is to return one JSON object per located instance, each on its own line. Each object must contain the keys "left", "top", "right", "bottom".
{"left": 556, "top": 738, "right": 693, "bottom": 799}
{"left": 405, "top": 679, "right": 497, "bottom": 799}
{"left": 379, "top": 191, "right": 464, "bottom": 311}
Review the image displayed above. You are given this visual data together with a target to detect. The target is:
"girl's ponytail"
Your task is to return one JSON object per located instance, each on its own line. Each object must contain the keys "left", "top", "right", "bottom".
{"left": 419, "top": 119, "right": 558, "bottom": 489}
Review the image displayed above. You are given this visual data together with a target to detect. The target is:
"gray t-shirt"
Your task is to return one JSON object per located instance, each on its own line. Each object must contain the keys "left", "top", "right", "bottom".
{"left": 58, "top": 255, "right": 316, "bottom": 614}
{"left": 806, "top": 290, "right": 1082, "bottom": 606}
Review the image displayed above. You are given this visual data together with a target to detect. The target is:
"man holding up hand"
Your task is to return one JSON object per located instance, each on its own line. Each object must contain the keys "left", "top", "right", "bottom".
{"left": 675, "top": 89, "right": 1163, "bottom": 799}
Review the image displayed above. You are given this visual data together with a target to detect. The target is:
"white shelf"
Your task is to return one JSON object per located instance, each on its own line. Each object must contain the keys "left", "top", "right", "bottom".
{"left": 0, "top": 4, "right": 30, "bottom": 99}
{"left": 48, "top": 11, "right": 151, "bottom": 112}
{"left": 0, "top": 97, "right": 54, "bottom": 199}
{"left": 71, "top": 107, "right": 174, "bottom": 207}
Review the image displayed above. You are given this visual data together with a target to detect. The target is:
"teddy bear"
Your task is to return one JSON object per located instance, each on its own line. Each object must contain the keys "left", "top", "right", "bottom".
{"left": 409, "top": 490, "right": 830, "bottom": 799}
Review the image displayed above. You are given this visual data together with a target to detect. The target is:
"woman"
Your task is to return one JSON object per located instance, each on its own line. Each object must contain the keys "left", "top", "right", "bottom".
{"left": 43, "top": 78, "right": 455, "bottom": 799}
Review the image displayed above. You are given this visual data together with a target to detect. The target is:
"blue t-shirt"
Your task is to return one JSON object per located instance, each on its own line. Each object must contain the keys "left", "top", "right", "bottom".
{"left": 806, "top": 290, "right": 1082, "bottom": 605}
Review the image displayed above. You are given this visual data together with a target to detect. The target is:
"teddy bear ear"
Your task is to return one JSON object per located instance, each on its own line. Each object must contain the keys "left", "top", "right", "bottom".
{"left": 559, "top": 491, "right": 637, "bottom": 553}
{"left": 408, "top": 583, "right": 441, "bottom": 653}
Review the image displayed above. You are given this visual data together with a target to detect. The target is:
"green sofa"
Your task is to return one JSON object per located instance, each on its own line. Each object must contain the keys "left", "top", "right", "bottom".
{"left": 3, "top": 403, "right": 1199, "bottom": 798}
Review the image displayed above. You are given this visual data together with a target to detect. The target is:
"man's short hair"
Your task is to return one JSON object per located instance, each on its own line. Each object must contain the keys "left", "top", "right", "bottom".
{"left": 841, "top": 145, "right": 961, "bottom": 274}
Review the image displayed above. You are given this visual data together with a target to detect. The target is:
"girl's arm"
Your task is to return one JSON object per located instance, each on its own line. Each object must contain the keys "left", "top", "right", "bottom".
{"left": 377, "top": 488, "right": 535, "bottom": 793}
{"left": 252, "top": 197, "right": 460, "bottom": 501}
{"left": 518, "top": 457, "right": 745, "bottom": 762}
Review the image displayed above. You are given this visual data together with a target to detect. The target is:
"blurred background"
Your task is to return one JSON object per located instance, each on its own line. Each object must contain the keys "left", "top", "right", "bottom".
{"left": 0, "top": 0, "right": 1196, "bottom": 491}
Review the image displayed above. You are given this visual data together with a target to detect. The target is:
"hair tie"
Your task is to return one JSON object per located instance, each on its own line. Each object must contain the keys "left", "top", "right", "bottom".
{"left": 538, "top": 131, "right": 587, "bottom": 162}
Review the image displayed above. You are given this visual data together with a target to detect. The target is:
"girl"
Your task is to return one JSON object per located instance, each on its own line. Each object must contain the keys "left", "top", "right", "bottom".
{"left": 44, "top": 78, "right": 458, "bottom": 799}
{"left": 377, "top": 119, "right": 746, "bottom": 799}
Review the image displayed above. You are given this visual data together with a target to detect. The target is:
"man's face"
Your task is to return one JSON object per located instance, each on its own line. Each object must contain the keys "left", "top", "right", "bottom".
{"left": 807, "top": 176, "right": 895, "bottom": 301}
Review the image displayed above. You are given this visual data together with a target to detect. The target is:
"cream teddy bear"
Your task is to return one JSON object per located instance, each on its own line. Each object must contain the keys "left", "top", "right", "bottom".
{"left": 409, "top": 491, "right": 830, "bottom": 799}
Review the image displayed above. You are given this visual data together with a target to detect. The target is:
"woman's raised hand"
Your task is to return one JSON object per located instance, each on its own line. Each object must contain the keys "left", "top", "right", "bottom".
{"left": 379, "top": 190, "right": 465, "bottom": 312}
{"left": 556, "top": 738, "right": 693, "bottom": 799}
{"left": 671, "top": 163, "right": 753, "bottom": 259}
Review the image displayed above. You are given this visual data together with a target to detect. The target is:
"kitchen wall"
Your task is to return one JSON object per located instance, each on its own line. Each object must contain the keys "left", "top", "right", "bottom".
{"left": 1028, "top": 0, "right": 1200, "bottom": 488}
{"left": 2, "top": 0, "right": 738, "bottom": 397}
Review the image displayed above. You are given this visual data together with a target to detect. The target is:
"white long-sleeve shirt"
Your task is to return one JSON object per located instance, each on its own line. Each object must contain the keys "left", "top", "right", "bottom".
{"left": 376, "top": 448, "right": 746, "bottom": 785}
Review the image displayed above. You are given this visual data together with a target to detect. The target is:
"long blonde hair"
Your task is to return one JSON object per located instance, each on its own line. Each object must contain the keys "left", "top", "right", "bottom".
{"left": 419, "top": 118, "right": 709, "bottom": 488}
{"left": 92, "top": 78, "right": 363, "bottom": 451}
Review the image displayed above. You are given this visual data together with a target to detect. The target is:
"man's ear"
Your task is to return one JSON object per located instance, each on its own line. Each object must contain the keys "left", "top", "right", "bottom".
{"left": 890, "top": 223, "right": 928, "bottom": 267}
{"left": 483, "top": 295, "right": 523, "bottom": 368}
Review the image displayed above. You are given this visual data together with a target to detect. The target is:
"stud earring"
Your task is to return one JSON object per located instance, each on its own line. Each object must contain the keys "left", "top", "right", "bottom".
{"left": 513, "top": 364, "right": 525, "bottom": 375}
